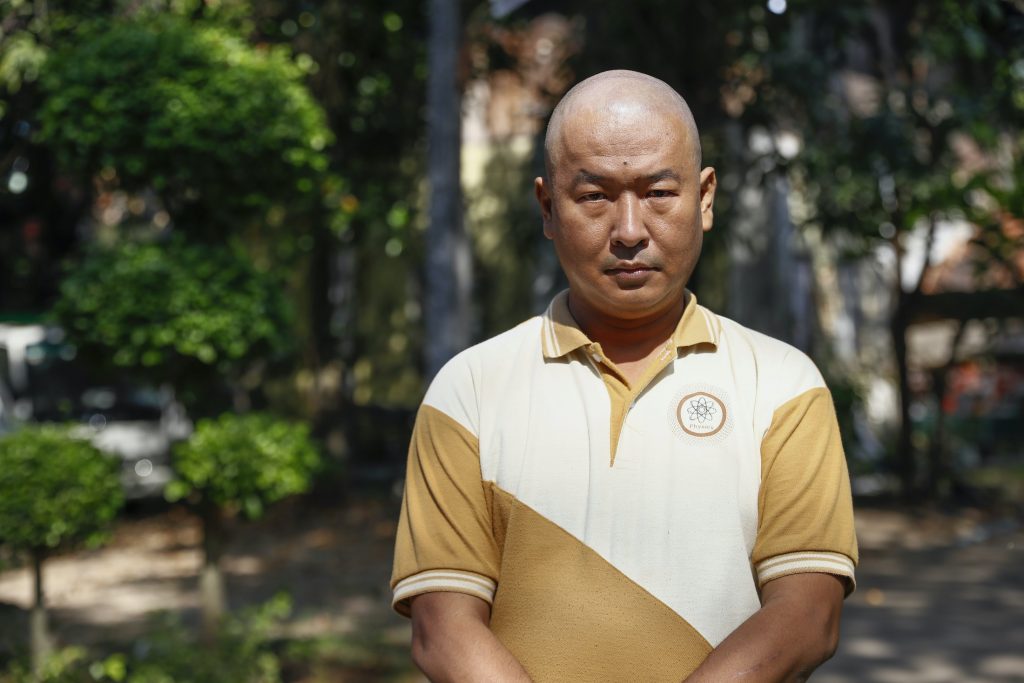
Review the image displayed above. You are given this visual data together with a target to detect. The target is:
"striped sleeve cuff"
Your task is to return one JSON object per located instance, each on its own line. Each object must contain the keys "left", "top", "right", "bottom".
{"left": 392, "top": 569, "right": 498, "bottom": 617}
{"left": 756, "top": 551, "right": 856, "bottom": 595}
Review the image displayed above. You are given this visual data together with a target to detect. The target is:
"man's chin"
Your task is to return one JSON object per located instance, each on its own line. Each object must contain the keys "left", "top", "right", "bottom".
{"left": 597, "top": 286, "right": 685, "bottom": 319}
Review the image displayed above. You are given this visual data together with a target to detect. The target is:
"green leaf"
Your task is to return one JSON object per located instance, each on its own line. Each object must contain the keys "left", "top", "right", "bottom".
{"left": 172, "top": 413, "right": 320, "bottom": 517}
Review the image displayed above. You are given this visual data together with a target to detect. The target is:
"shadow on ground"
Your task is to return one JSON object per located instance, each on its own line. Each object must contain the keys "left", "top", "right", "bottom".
{"left": 0, "top": 498, "right": 1021, "bottom": 682}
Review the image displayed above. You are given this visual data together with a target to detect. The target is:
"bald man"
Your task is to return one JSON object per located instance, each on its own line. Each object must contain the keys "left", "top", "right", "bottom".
{"left": 391, "top": 70, "right": 858, "bottom": 682}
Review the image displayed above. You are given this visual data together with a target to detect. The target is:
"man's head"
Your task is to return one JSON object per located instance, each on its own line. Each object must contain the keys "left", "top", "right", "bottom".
{"left": 536, "top": 70, "right": 716, "bottom": 324}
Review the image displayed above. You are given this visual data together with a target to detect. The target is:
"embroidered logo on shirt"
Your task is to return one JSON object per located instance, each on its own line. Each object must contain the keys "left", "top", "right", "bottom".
{"left": 668, "top": 385, "right": 733, "bottom": 444}
{"left": 677, "top": 391, "right": 727, "bottom": 436}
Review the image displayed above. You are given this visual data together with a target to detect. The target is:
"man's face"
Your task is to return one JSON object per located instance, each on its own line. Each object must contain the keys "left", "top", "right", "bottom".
{"left": 535, "top": 103, "right": 716, "bottom": 322}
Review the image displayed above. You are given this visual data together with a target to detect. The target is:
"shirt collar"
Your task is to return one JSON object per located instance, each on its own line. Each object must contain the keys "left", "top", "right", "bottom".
{"left": 540, "top": 289, "right": 719, "bottom": 360}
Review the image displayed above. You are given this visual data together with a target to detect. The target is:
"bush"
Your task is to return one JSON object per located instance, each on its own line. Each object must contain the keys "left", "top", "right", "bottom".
{"left": 0, "top": 595, "right": 291, "bottom": 683}
{"left": 0, "top": 424, "right": 124, "bottom": 672}
{"left": 37, "top": 15, "right": 331, "bottom": 235}
{"left": 0, "top": 425, "right": 123, "bottom": 552}
{"left": 53, "top": 239, "right": 292, "bottom": 413}
{"left": 166, "top": 413, "right": 318, "bottom": 635}
{"left": 167, "top": 413, "right": 319, "bottom": 519}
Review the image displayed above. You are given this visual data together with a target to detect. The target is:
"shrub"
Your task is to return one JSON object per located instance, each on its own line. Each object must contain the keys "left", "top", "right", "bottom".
{"left": 167, "top": 413, "right": 320, "bottom": 518}
{"left": 53, "top": 239, "right": 292, "bottom": 414}
{"left": 0, "top": 425, "right": 124, "bottom": 672}
{"left": 0, "top": 594, "right": 291, "bottom": 683}
{"left": 37, "top": 15, "right": 331, "bottom": 236}
{"left": 166, "top": 413, "right": 318, "bottom": 636}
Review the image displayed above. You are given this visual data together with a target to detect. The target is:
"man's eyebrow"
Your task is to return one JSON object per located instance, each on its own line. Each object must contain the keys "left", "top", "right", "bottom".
{"left": 571, "top": 170, "right": 606, "bottom": 186}
{"left": 645, "top": 169, "right": 681, "bottom": 183}
{"left": 570, "top": 169, "right": 682, "bottom": 186}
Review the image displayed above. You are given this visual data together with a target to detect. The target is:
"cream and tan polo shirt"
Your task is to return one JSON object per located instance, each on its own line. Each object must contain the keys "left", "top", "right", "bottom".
{"left": 391, "top": 290, "right": 858, "bottom": 681}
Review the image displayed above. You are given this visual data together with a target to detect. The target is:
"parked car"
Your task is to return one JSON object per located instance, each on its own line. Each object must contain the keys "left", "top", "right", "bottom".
{"left": 0, "top": 323, "right": 190, "bottom": 499}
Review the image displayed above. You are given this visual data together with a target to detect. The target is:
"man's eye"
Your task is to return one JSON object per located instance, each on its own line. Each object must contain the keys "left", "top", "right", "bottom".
{"left": 647, "top": 189, "right": 676, "bottom": 198}
{"left": 578, "top": 192, "right": 606, "bottom": 202}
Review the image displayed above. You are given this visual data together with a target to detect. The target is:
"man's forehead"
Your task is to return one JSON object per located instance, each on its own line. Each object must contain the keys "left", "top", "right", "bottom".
{"left": 552, "top": 109, "right": 693, "bottom": 176}
{"left": 558, "top": 105, "right": 687, "bottom": 144}
{"left": 544, "top": 71, "right": 702, "bottom": 178}
{"left": 569, "top": 167, "right": 682, "bottom": 187}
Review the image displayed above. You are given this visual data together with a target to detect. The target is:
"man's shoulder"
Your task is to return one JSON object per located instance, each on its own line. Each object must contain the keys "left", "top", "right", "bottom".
{"left": 709, "top": 310, "right": 826, "bottom": 396}
{"left": 423, "top": 315, "right": 544, "bottom": 406}
{"left": 445, "top": 315, "right": 544, "bottom": 370}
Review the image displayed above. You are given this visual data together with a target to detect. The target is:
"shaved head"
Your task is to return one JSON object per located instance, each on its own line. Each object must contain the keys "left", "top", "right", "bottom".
{"left": 533, "top": 68, "right": 717, "bottom": 327}
{"left": 544, "top": 70, "right": 701, "bottom": 180}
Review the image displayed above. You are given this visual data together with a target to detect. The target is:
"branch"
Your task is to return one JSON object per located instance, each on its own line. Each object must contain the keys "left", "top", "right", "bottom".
{"left": 912, "top": 213, "right": 939, "bottom": 297}
{"left": 969, "top": 232, "right": 1024, "bottom": 287}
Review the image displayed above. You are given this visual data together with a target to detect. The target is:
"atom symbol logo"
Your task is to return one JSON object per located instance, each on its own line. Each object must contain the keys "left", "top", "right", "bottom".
{"left": 687, "top": 396, "right": 717, "bottom": 424}
{"left": 675, "top": 391, "right": 728, "bottom": 437}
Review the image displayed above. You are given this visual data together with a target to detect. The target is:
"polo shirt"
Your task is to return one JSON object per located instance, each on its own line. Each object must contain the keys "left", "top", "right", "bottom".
{"left": 391, "top": 290, "right": 858, "bottom": 681}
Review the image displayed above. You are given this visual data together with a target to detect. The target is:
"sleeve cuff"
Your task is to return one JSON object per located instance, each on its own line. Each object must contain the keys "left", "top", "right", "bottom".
{"left": 392, "top": 569, "right": 498, "bottom": 617}
{"left": 756, "top": 551, "right": 857, "bottom": 595}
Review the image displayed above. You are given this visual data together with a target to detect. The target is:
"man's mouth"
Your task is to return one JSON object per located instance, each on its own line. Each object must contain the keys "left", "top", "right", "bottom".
{"left": 605, "top": 263, "right": 657, "bottom": 285}
{"left": 606, "top": 262, "right": 656, "bottom": 274}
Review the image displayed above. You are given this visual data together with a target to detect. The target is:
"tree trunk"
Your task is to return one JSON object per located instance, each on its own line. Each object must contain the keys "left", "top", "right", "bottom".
{"left": 29, "top": 547, "right": 52, "bottom": 675}
{"left": 927, "top": 320, "right": 967, "bottom": 499}
{"left": 891, "top": 215, "right": 940, "bottom": 502}
{"left": 308, "top": 205, "right": 333, "bottom": 420}
{"left": 199, "top": 503, "right": 226, "bottom": 642}
{"left": 424, "top": 0, "right": 471, "bottom": 381}
{"left": 890, "top": 297, "right": 915, "bottom": 501}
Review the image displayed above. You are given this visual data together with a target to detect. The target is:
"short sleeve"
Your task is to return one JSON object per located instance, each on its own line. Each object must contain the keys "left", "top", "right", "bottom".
{"left": 752, "top": 386, "right": 859, "bottom": 594}
{"left": 390, "top": 403, "right": 500, "bottom": 616}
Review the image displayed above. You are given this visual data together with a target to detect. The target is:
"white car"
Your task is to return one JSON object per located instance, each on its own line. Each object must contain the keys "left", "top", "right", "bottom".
{"left": 0, "top": 323, "right": 190, "bottom": 500}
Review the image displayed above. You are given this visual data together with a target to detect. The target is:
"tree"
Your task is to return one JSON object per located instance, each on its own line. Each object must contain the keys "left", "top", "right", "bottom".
{"left": 248, "top": 0, "right": 433, "bottom": 408}
{"left": 425, "top": 0, "right": 472, "bottom": 380}
{"left": 166, "top": 413, "right": 319, "bottom": 640}
{"left": 52, "top": 239, "right": 292, "bottom": 416}
{"left": 493, "top": 0, "right": 1022, "bottom": 499}
{"left": 0, "top": 425, "right": 123, "bottom": 673}
{"left": 776, "top": 0, "right": 1024, "bottom": 498}
{"left": 36, "top": 13, "right": 331, "bottom": 242}
{"left": 1, "top": 1, "right": 331, "bottom": 317}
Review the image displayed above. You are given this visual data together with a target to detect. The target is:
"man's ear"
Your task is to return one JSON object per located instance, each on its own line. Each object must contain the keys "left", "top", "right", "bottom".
{"left": 535, "top": 176, "right": 555, "bottom": 239}
{"left": 699, "top": 167, "right": 717, "bottom": 233}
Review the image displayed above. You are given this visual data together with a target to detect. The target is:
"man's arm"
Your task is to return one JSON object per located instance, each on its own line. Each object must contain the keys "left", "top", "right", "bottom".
{"left": 685, "top": 572, "right": 845, "bottom": 683}
{"left": 410, "top": 592, "right": 532, "bottom": 683}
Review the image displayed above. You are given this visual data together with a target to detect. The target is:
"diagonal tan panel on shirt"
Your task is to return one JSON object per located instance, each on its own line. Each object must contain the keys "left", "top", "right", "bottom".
{"left": 488, "top": 485, "right": 712, "bottom": 682}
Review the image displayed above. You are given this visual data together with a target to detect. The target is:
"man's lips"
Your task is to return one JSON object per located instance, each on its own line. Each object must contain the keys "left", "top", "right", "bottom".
{"left": 605, "top": 263, "right": 658, "bottom": 285}
{"left": 605, "top": 262, "right": 657, "bottom": 274}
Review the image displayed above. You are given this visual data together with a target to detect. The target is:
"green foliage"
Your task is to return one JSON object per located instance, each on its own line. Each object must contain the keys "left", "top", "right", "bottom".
{"left": 0, "top": 594, "right": 291, "bottom": 683}
{"left": 53, "top": 239, "right": 291, "bottom": 408}
{"left": 168, "top": 413, "right": 319, "bottom": 518}
{"left": 0, "top": 30, "right": 47, "bottom": 95}
{"left": 0, "top": 425, "right": 123, "bottom": 552}
{"left": 0, "top": 645, "right": 91, "bottom": 683}
{"left": 115, "top": 594, "right": 289, "bottom": 683}
{"left": 36, "top": 14, "right": 332, "bottom": 237}
{"left": 255, "top": 0, "right": 430, "bottom": 407}
{"left": 778, "top": 1, "right": 1024, "bottom": 244}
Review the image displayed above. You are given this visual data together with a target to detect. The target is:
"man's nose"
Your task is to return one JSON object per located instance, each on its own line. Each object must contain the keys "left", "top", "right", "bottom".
{"left": 611, "top": 193, "right": 648, "bottom": 248}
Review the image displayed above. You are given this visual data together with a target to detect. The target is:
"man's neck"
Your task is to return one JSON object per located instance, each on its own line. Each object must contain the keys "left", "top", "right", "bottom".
{"left": 567, "top": 290, "right": 688, "bottom": 367}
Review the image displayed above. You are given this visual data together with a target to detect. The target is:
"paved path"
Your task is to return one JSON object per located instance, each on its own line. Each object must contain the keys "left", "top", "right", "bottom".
{"left": 1, "top": 502, "right": 1020, "bottom": 681}
{"left": 816, "top": 526, "right": 1024, "bottom": 683}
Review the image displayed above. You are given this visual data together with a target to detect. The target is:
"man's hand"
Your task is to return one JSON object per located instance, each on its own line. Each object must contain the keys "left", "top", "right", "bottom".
{"left": 409, "top": 592, "right": 533, "bottom": 683}
{"left": 685, "top": 572, "right": 845, "bottom": 683}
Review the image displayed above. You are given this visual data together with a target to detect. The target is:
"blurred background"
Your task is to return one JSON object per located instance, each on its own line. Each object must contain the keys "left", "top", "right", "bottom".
{"left": 0, "top": 0, "right": 1021, "bottom": 681}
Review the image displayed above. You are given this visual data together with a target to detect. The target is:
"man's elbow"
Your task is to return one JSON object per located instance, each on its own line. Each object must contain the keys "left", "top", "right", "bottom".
{"left": 768, "top": 573, "right": 846, "bottom": 673}
{"left": 410, "top": 607, "right": 445, "bottom": 676}
{"left": 410, "top": 627, "right": 433, "bottom": 675}
{"left": 807, "top": 590, "right": 843, "bottom": 668}
{"left": 817, "top": 620, "right": 841, "bottom": 665}
{"left": 408, "top": 591, "right": 494, "bottom": 679}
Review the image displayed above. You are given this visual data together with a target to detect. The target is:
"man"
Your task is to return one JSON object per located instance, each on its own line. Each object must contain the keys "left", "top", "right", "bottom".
{"left": 391, "top": 70, "right": 858, "bottom": 682}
